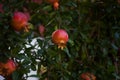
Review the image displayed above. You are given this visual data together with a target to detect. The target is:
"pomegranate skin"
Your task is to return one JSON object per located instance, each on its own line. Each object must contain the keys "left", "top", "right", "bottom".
{"left": 11, "top": 11, "right": 28, "bottom": 31}
{"left": 52, "top": 29, "right": 69, "bottom": 49}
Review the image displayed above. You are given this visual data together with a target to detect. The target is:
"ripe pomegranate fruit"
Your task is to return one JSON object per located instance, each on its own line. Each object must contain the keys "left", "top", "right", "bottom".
{"left": 52, "top": 29, "right": 69, "bottom": 50}
{"left": 38, "top": 24, "right": 45, "bottom": 37}
{"left": 53, "top": 2, "right": 59, "bottom": 10}
{"left": 4, "top": 59, "right": 16, "bottom": 75}
{"left": 0, "top": 59, "right": 16, "bottom": 76}
{"left": 46, "top": 0, "right": 59, "bottom": 10}
{"left": 11, "top": 11, "right": 29, "bottom": 32}
{"left": 80, "top": 72, "right": 96, "bottom": 80}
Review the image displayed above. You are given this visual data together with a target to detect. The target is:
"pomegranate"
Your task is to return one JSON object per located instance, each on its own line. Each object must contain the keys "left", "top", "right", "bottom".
{"left": 11, "top": 11, "right": 28, "bottom": 31}
{"left": 47, "top": 0, "right": 59, "bottom": 10}
{"left": 38, "top": 24, "right": 45, "bottom": 37}
{"left": 80, "top": 72, "right": 96, "bottom": 80}
{"left": 0, "top": 59, "right": 16, "bottom": 76}
{"left": 52, "top": 29, "right": 69, "bottom": 50}
{"left": 53, "top": 2, "right": 59, "bottom": 10}
{"left": 4, "top": 59, "right": 16, "bottom": 75}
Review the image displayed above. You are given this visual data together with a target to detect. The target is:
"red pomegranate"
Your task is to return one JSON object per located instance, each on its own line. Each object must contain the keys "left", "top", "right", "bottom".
{"left": 38, "top": 24, "right": 45, "bottom": 37}
{"left": 47, "top": 0, "right": 59, "bottom": 10}
{"left": 80, "top": 72, "right": 96, "bottom": 80}
{"left": 0, "top": 59, "right": 16, "bottom": 76}
{"left": 53, "top": 2, "right": 59, "bottom": 10}
{"left": 4, "top": 59, "right": 16, "bottom": 75}
{"left": 52, "top": 29, "right": 69, "bottom": 50}
{"left": 11, "top": 11, "right": 28, "bottom": 31}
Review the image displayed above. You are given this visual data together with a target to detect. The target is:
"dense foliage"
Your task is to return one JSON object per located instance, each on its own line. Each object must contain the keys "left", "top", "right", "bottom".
{"left": 0, "top": 0, "right": 120, "bottom": 80}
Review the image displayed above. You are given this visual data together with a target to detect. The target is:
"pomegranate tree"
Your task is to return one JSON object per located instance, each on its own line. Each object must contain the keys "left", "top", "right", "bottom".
{"left": 0, "top": 0, "right": 120, "bottom": 80}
